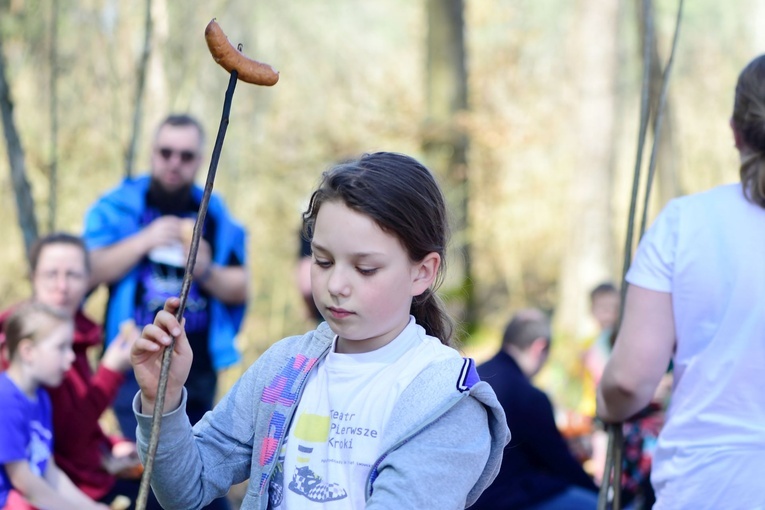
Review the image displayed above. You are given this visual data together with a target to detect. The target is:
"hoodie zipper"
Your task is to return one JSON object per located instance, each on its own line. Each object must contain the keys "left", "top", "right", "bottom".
{"left": 259, "top": 342, "right": 332, "bottom": 505}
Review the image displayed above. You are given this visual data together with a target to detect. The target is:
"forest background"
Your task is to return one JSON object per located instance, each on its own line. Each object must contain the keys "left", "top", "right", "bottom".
{"left": 0, "top": 0, "right": 761, "bottom": 411}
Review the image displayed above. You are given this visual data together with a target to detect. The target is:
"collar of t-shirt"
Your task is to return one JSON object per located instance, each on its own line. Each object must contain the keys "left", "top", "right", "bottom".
{"left": 327, "top": 316, "right": 423, "bottom": 368}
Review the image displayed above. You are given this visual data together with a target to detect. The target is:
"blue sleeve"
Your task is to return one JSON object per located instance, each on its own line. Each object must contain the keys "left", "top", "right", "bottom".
{"left": 82, "top": 179, "right": 145, "bottom": 250}
{"left": 82, "top": 199, "right": 124, "bottom": 250}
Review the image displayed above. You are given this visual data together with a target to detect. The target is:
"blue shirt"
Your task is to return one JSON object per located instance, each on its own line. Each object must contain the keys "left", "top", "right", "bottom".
{"left": 0, "top": 373, "right": 54, "bottom": 507}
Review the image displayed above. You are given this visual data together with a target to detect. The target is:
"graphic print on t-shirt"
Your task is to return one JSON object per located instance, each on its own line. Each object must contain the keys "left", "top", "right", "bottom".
{"left": 27, "top": 421, "right": 52, "bottom": 476}
{"left": 134, "top": 259, "right": 209, "bottom": 332}
{"left": 133, "top": 204, "right": 216, "bottom": 379}
{"left": 134, "top": 206, "right": 209, "bottom": 334}
{"left": 274, "top": 406, "right": 385, "bottom": 508}
{"left": 286, "top": 413, "right": 348, "bottom": 503}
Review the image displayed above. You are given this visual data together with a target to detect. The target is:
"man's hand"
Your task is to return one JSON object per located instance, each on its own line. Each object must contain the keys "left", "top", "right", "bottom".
{"left": 89, "top": 216, "right": 185, "bottom": 287}
{"left": 142, "top": 216, "right": 184, "bottom": 251}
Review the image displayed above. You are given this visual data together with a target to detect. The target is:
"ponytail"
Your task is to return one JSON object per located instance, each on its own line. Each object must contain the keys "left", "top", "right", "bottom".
{"left": 740, "top": 153, "right": 765, "bottom": 208}
{"left": 733, "top": 55, "right": 765, "bottom": 209}
{"left": 411, "top": 289, "right": 456, "bottom": 347}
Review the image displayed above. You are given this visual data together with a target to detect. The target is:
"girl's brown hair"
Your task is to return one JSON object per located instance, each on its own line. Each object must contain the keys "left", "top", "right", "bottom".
{"left": 28, "top": 232, "right": 90, "bottom": 275}
{"left": 302, "top": 152, "right": 456, "bottom": 346}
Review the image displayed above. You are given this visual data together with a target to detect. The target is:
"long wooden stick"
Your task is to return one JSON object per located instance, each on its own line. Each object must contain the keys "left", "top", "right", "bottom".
{"left": 639, "top": 0, "right": 684, "bottom": 239}
{"left": 135, "top": 69, "right": 239, "bottom": 510}
{"left": 620, "top": 0, "right": 654, "bottom": 295}
{"left": 599, "top": 0, "right": 654, "bottom": 508}
{"left": 597, "top": 423, "right": 617, "bottom": 510}
{"left": 599, "top": 1, "right": 684, "bottom": 509}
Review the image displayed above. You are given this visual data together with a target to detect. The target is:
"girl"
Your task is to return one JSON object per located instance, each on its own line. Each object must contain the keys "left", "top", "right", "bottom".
{"left": 0, "top": 302, "right": 108, "bottom": 510}
{"left": 131, "top": 152, "right": 510, "bottom": 509}
{"left": 598, "top": 55, "right": 765, "bottom": 509}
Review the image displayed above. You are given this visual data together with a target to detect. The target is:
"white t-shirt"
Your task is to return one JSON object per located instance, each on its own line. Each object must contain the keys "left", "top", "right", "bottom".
{"left": 627, "top": 183, "right": 765, "bottom": 509}
{"left": 271, "top": 317, "right": 457, "bottom": 509}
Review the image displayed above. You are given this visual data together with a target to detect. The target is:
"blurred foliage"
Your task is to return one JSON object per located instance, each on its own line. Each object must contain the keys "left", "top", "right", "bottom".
{"left": 0, "top": 0, "right": 759, "bottom": 411}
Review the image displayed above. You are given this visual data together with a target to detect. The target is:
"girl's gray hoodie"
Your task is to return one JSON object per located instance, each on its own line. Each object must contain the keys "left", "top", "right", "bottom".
{"left": 135, "top": 322, "right": 511, "bottom": 509}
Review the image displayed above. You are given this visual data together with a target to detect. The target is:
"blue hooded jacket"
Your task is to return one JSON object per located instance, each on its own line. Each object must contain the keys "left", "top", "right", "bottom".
{"left": 83, "top": 175, "right": 246, "bottom": 369}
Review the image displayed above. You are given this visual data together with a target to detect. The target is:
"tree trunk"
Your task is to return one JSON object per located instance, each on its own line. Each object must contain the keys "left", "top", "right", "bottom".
{"left": 555, "top": 0, "right": 619, "bottom": 338}
{"left": 145, "top": 0, "right": 168, "bottom": 135}
{"left": 48, "top": 0, "right": 59, "bottom": 232}
{"left": 125, "top": 0, "right": 153, "bottom": 178}
{"left": 423, "top": 0, "right": 474, "bottom": 329}
{"left": 0, "top": 33, "right": 38, "bottom": 260}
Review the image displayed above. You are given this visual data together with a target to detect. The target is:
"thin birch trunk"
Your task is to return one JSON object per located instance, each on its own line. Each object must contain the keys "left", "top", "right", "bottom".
{"left": 0, "top": 34, "right": 38, "bottom": 260}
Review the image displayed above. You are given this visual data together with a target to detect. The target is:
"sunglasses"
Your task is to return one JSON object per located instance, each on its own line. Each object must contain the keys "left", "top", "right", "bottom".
{"left": 157, "top": 147, "right": 198, "bottom": 163}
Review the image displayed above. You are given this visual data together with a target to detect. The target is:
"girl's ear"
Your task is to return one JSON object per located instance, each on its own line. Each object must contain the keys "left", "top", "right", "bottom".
{"left": 411, "top": 252, "right": 441, "bottom": 297}
{"left": 15, "top": 338, "right": 35, "bottom": 363}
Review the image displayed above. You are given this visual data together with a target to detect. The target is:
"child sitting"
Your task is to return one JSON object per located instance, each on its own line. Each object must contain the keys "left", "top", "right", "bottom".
{"left": 0, "top": 302, "right": 108, "bottom": 510}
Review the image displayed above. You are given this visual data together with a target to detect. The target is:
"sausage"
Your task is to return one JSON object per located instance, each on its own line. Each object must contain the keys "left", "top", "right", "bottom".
{"left": 204, "top": 19, "right": 279, "bottom": 86}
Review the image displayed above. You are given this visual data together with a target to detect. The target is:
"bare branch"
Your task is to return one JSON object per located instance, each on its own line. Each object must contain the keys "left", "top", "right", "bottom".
{"left": 0, "top": 32, "right": 39, "bottom": 261}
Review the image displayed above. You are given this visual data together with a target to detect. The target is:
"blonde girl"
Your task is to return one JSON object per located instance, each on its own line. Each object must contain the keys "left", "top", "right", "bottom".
{"left": 0, "top": 302, "right": 108, "bottom": 510}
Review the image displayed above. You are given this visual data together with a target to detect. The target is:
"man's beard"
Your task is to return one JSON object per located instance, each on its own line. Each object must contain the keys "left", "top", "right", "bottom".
{"left": 148, "top": 178, "right": 194, "bottom": 213}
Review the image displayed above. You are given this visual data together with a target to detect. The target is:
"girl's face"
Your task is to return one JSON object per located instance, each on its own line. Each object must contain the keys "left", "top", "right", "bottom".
{"left": 28, "top": 321, "right": 75, "bottom": 387}
{"left": 32, "top": 244, "right": 89, "bottom": 316}
{"left": 311, "top": 201, "right": 432, "bottom": 353}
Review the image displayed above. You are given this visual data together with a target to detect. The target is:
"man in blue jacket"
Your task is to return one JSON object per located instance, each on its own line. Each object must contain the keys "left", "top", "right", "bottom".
{"left": 83, "top": 114, "right": 248, "bottom": 446}
{"left": 473, "top": 309, "right": 598, "bottom": 510}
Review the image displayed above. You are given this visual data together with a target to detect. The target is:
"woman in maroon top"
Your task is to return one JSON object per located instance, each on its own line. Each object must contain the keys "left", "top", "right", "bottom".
{"left": 0, "top": 233, "right": 141, "bottom": 508}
